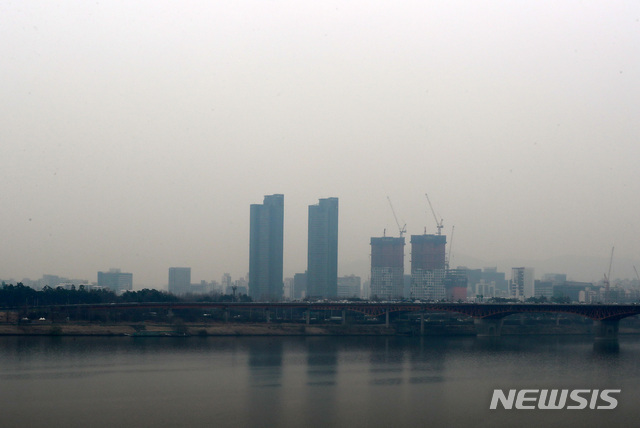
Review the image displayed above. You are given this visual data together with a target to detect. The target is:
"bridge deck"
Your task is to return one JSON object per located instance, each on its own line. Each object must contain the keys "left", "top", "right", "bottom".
{"left": 13, "top": 302, "right": 640, "bottom": 321}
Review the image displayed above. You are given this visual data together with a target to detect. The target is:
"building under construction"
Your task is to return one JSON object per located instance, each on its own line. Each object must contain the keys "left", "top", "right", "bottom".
{"left": 410, "top": 234, "right": 447, "bottom": 300}
{"left": 370, "top": 236, "right": 405, "bottom": 300}
{"left": 411, "top": 234, "right": 446, "bottom": 270}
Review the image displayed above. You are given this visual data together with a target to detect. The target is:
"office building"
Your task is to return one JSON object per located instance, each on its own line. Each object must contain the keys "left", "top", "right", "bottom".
{"left": 293, "top": 272, "right": 307, "bottom": 299}
{"left": 40, "top": 274, "right": 89, "bottom": 291}
{"left": 249, "top": 194, "right": 284, "bottom": 301}
{"left": 232, "top": 277, "right": 249, "bottom": 297}
{"left": 42, "top": 274, "right": 64, "bottom": 289}
{"left": 481, "top": 267, "right": 509, "bottom": 293}
{"left": 456, "top": 266, "right": 508, "bottom": 298}
{"left": 444, "top": 269, "right": 468, "bottom": 301}
{"left": 542, "top": 273, "right": 567, "bottom": 285}
{"left": 474, "top": 280, "right": 496, "bottom": 300}
{"left": 168, "top": 267, "right": 191, "bottom": 295}
{"left": 361, "top": 279, "right": 371, "bottom": 299}
{"left": 534, "top": 280, "right": 554, "bottom": 299}
{"left": 338, "top": 275, "right": 361, "bottom": 299}
{"left": 410, "top": 234, "right": 446, "bottom": 300}
{"left": 370, "top": 236, "right": 405, "bottom": 299}
{"left": 221, "top": 273, "right": 232, "bottom": 291}
{"left": 307, "top": 197, "right": 339, "bottom": 299}
{"left": 97, "top": 268, "right": 133, "bottom": 294}
{"left": 554, "top": 281, "right": 593, "bottom": 302}
{"left": 509, "top": 267, "right": 535, "bottom": 300}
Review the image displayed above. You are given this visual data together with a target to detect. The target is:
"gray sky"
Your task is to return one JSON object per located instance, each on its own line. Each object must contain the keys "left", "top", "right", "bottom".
{"left": 1, "top": 1, "right": 639, "bottom": 287}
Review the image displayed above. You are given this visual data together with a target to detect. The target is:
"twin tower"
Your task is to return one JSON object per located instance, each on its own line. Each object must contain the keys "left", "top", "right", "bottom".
{"left": 249, "top": 194, "right": 338, "bottom": 301}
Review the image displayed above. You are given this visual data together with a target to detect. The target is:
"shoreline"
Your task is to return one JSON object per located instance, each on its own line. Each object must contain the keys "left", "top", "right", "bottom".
{"left": 1, "top": 321, "right": 636, "bottom": 337}
{"left": 0, "top": 322, "right": 398, "bottom": 337}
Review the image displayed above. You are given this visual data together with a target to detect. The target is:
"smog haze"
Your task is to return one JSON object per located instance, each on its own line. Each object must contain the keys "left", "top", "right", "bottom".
{"left": 1, "top": 1, "right": 639, "bottom": 287}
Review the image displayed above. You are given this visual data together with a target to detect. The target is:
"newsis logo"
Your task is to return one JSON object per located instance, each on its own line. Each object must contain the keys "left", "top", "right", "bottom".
{"left": 490, "top": 389, "right": 621, "bottom": 410}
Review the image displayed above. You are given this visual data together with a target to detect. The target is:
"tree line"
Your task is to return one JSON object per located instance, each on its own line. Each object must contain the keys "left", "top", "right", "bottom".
{"left": 0, "top": 282, "right": 250, "bottom": 308}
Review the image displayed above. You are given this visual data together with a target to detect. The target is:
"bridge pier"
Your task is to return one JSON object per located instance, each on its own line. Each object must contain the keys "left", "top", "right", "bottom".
{"left": 342, "top": 310, "right": 346, "bottom": 325}
{"left": 420, "top": 312, "right": 425, "bottom": 335}
{"left": 306, "top": 311, "right": 310, "bottom": 325}
{"left": 224, "top": 309, "right": 229, "bottom": 323}
{"left": 474, "top": 318, "right": 504, "bottom": 337}
{"left": 593, "top": 319, "right": 619, "bottom": 341}
{"left": 385, "top": 308, "right": 389, "bottom": 328}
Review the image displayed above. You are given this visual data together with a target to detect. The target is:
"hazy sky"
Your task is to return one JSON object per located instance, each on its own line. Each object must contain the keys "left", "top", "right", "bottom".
{"left": 2, "top": 1, "right": 639, "bottom": 287}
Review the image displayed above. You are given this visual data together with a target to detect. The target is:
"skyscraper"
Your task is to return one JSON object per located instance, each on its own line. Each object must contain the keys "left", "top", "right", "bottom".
{"left": 307, "top": 197, "right": 339, "bottom": 299}
{"left": 249, "top": 194, "right": 284, "bottom": 301}
{"left": 168, "top": 267, "right": 191, "bottom": 295}
{"left": 410, "top": 234, "right": 446, "bottom": 300}
{"left": 370, "top": 236, "right": 405, "bottom": 299}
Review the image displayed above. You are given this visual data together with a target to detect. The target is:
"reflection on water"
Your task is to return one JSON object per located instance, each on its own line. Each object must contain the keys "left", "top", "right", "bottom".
{"left": 1, "top": 335, "right": 640, "bottom": 427}
{"left": 247, "top": 339, "right": 284, "bottom": 427}
{"left": 303, "top": 339, "right": 338, "bottom": 427}
{"left": 593, "top": 340, "right": 620, "bottom": 354}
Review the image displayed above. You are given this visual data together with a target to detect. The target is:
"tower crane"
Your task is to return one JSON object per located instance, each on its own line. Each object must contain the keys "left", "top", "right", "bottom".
{"left": 446, "top": 225, "right": 455, "bottom": 270}
{"left": 425, "top": 193, "right": 444, "bottom": 235}
{"left": 386, "top": 196, "right": 406, "bottom": 237}
{"left": 603, "top": 246, "right": 614, "bottom": 302}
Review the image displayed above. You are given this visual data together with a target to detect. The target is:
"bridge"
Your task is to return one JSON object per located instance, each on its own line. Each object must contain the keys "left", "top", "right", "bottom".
{"left": 26, "top": 302, "right": 640, "bottom": 340}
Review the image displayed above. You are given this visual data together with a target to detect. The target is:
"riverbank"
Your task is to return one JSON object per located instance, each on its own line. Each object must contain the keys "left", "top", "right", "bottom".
{"left": 0, "top": 322, "right": 401, "bottom": 337}
{"left": 4, "top": 321, "right": 639, "bottom": 336}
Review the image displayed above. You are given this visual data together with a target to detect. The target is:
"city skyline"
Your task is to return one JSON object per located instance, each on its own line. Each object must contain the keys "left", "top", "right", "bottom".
{"left": 2, "top": 190, "right": 640, "bottom": 290}
{"left": 1, "top": 2, "right": 639, "bottom": 287}
{"left": 4, "top": 192, "right": 639, "bottom": 294}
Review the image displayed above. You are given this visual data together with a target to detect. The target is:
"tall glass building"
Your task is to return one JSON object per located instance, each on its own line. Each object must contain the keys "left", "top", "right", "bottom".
{"left": 307, "top": 197, "right": 339, "bottom": 299}
{"left": 168, "top": 267, "right": 191, "bottom": 295}
{"left": 249, "top": 194, "right": 284, "bottom": 301}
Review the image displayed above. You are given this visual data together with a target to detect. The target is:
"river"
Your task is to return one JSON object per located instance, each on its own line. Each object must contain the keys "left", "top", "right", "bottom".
{"left": 1, "top": 335, "right": 638, "bottom": 427}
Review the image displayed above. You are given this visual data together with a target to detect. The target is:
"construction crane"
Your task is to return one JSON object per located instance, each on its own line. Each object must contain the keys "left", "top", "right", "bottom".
{"left": 633, "top": 265, "right": 640, "bottom": 289}
{"left": 386, "top": 196, "right": 406, "bottom": 237}
{"left": 603, "top": 246, "right": 615, "bottom": 302}
{"left": 446, "top": 225, "right": 455, "bottom": 270}
{"left": 425, "top": 193, "right": 444, "bottom": 235}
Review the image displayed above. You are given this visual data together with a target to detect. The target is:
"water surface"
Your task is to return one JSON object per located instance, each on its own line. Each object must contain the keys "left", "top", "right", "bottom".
{"left": 1, "top": 335, "right": 638, "bottom": 427}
